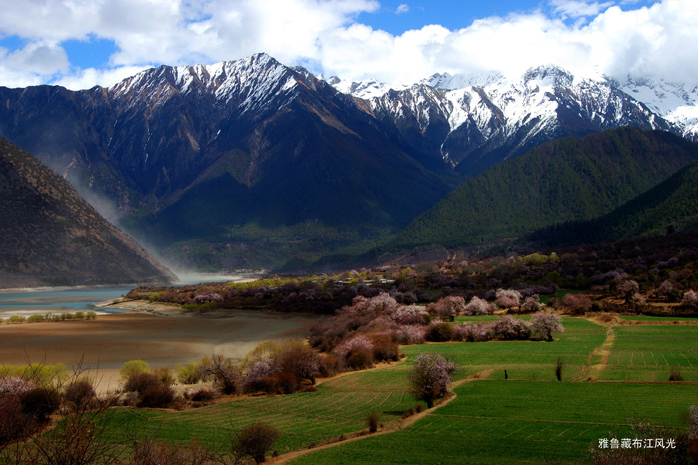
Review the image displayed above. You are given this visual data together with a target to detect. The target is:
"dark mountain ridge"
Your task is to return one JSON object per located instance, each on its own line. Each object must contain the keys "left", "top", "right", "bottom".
{"left": 0, "top": 138, "right": 177, "bottom": 288}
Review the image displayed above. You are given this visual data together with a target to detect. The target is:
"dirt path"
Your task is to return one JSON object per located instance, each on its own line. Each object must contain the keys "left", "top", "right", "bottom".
{"left": 272, "top": 369, "right": 493, "bottom": 465}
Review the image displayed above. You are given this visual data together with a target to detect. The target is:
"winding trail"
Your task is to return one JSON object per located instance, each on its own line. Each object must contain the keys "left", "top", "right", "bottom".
{"left": 273, "top": 369, "right": 494, "bottom": 465}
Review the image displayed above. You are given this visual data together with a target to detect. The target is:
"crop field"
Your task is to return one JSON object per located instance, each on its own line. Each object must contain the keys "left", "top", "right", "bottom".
{"left": 600, "top": 325, "right": 698, "bottom": 381}
{"left": 103, "top": 368, "right": 416, "bottom": 453}
{"left": 288, "top": 381, "right": 698, "bottom": 465}
{"left": 96, "top": 316, "right": 697, "bottom": 464}
{"left": 413, "top": 317, "right": 607, "bottom": 381}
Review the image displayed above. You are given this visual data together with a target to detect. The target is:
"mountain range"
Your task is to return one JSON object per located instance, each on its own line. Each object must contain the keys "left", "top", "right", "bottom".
{"left": 1, "top": 53, "right": 698, "bottom": 272}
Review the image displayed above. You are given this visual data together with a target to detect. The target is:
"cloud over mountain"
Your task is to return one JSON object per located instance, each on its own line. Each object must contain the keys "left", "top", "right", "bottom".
{"left": 0, "top": 1, "right": 697, "bottom": 91}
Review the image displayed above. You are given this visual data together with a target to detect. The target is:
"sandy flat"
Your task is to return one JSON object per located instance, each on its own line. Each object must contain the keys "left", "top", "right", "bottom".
{"left": 0, "top": 304, "right": 316, "bottom": 392}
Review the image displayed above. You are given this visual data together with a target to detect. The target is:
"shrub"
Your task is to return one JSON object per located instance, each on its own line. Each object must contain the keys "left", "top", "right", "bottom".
{"left": 278, "top": 341, "right": 323, "bottom": 385}
{"left": 371, "top": 337, "right": 400, "bottom": 362}
{"left": 119, "top": 360, "right": 150, "bottom": 381}
{"left": 520, "top": 295, "right": 541, "bottom": 313}
{"left": 555, "top": 357, "right": 564, "bottom": 382}
{"left": 137, "top": 384, "right": 175, "bottom": 408}
{"left": 391, "top": 325, "right": 426, "bottom": 345}
{"left": 199, "top": 354, "right": 242, "bottom": 395}
{"left": 492, "top": 316, "right": 531, "bottom": 340}
{"left": 334, "top": 336, "right": 374, "bottom": 360}
{"left": 346, "top": 349, "right": 374, "bottom": 370}
{"left": 7, "top": 315, "right": 26, "bottom": 324}
{"left": 86, "top": 311, "right": 97, "bottom": 320}
{"left": 563, "top": 293, "right": 592, "bottom": 314}
{"left": 367, "top": 412, "right": 379, "bottom": 433}
{"left": 131, "top": 439, "right": 213, "bottom": 465}
{"left": 63, "top": 380, "right": 96, "bottom": 407}
{"left": 153, "top": 367, "right": 176, "bottom": 386}
{"left": 243, "top": 358, "right": 279, "bottom": 394}
{"left": 669, "top": 367, "right": 684, "bottom": 382}
{"left": 0, "top": 396, "right": 35, "bottom": 444}
{"left": 124, "top": 372, "right": 161, "bottom": 395}
{"left": 408, "top": 353, "right": 456, "bottom": 408}
{"left": 177, "top": 362, "right": 202, "bottom": 385}
{"left": 273, "top": 372, "right": 299, "bottom": 394}
{"left": 233, "top": 423, "right": 280, "bottom": 464}
{"left": 20, "top": 388, "right": 61, "bottom": 422}
{"left": 530, "top": 311, "right": 565, "bottom": 341}
{"left": 27, "top": 314, "right": 45, "bottom": 323}
{"left": 425, "top": 322, "right": 454, "bottom": 342}
{"left": 190, "top": 389, "right": 214, "bottom": 402}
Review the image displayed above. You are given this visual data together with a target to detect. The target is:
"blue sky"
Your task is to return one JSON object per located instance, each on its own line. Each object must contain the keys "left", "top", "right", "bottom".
{"left": 0, "top": 0, "right": 690, "bottom": 89}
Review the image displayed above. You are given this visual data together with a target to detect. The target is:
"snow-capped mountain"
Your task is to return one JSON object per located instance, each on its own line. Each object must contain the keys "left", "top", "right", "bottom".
{"left": 0, "top": 52, "right": 696, "bottom": 269}
{"left": 331, "top": 65, "right": 677, "bottom": 176}
{"left": 618, "top": 77, "right": 698, "bottom": 139}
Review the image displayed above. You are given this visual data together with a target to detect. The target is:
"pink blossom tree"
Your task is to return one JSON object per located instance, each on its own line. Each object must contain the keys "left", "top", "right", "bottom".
{"left": 428, "top": 296, "right": 466, "bottom": 322}
{"left": 463, "top": 296, "right": 495, "bottom": 315}
{"left": 530, "top": 311, "right": 565, "bottom": 341}
{"left": 492, "top": 315, "right": 531, "bottom": 340}
{"left": 408, "top": 354, "right": 456, "bottom": 408}
{"left": 494, "top": 289, "right": 522, "bottom": 310}
{"left": 682, "top": 290, "right": 698, "bottom": 307}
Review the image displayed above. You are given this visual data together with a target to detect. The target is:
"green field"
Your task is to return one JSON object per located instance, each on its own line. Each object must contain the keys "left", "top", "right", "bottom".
{"left": 600, "top": 325, "right": 698, "bottom": 381}
{"left": 289, "top": 381, "right": 697, "bottom": 465}
{"left": 96, "top": 317, "right": 698, "bottom": 464}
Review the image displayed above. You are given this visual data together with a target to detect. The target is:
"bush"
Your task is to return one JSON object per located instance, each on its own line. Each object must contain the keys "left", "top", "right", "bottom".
{"left": 669, "top": 367, "right": 684, "bottom": 382}
{"left": 124, "top": 372, "right": 161, "bottom": 395}
{"left": 63, "top": 380, "right": 96, "bottom": 407}
{"left": 177, "top": 362, "right": 202, "bottom": 385}
{"left": 137, "top": 384, "right": 175, "bottom": 408}
{"left": 199, "top": 354, "right": 242, "bottom": 395}
{"left": 273, "top": 372, "right": 299, "bottom": 394}
{"left": 345, "top": 349, "right": 373, "bottom": 370}
{"left": 131, "top": 439, "right": 213, "bottom": 464}
{"left": 425, "top": 322, "right": 454, "bottom": 342}
{"left": 555, "top": 357, "right": 564, "bottom": 382}
{"left": 367, "top": 412, "right": 379, "bottom": 433}
{"left": 0, "top": 396, "right": 35, "bottom": 444}
{"left": 278, "top": 341, "right": 323, "bottom": 385}
{"left": 463, "top": 296, "right": 495, "bottom": 315}
{"left": 153, "top": 367, "right": 176, "bottom": 386}
{"left": 190, "top": 389, "right": 214, "bottom": 402}
{"left": 371, "top": 337, "right": 400, "bottom": 362}
{"left": 234, "top": 423, "right": 280, "bottom": 464}
{"left": 20, "top": 388, "right": 61, "bottom": 422}
{"left": 119, "top": 360, "right": 150, "bottom": 381}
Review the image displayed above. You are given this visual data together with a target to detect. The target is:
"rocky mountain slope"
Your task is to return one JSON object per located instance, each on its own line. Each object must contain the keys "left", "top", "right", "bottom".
{"left": 0, "top": 138, "right": 176, "bottom": 288}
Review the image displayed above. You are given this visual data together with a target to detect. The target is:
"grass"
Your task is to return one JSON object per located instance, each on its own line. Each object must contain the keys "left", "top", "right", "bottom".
{"left": 80, "top": 316, "right": 698, "bottom": 464}
{"left": 288, "top": 381, "right": 698, "bottom": 465}
{"left": 409, "top": 317, "right": 606, "bottom": 381}
{"left": 600, "top": 325, "right": 698, "bottom": 381}
{"left": 618, "top": 315, "right": 698, "bottom": 322}
{"left": 102, "top": 369, "right": 416, "bottom": 454}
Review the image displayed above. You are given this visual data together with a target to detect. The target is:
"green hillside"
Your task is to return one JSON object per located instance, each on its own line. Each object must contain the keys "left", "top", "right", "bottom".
{"left": 389, "top": 127, "right": 698, "bottom": 250}
{"left": 530, "top": 160, "right": 698, "bottom": 246}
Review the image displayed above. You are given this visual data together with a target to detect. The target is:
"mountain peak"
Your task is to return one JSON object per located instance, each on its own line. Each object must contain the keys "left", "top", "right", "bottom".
{"left": 523, "top": 65, "right": 574, "bottom": 88}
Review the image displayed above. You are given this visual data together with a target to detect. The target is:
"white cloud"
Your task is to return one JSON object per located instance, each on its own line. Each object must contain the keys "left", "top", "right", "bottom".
{"left": 0, "top": 0, "right": 697, "bottom": 90}
{"left": 549, "top": 0, "right": 615, "bottom": 18}
{"left": 396, "top": 4, "right": 409, "bottom": 14}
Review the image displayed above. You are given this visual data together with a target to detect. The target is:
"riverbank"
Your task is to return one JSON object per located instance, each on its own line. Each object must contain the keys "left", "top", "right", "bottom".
{"left": 0, "top": 299, "right": 316, "bottom": 393}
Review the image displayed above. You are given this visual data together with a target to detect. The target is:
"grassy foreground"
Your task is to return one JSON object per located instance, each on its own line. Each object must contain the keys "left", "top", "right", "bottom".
{"left": 93, "top": 316, "right": 698, "bottom": 464}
